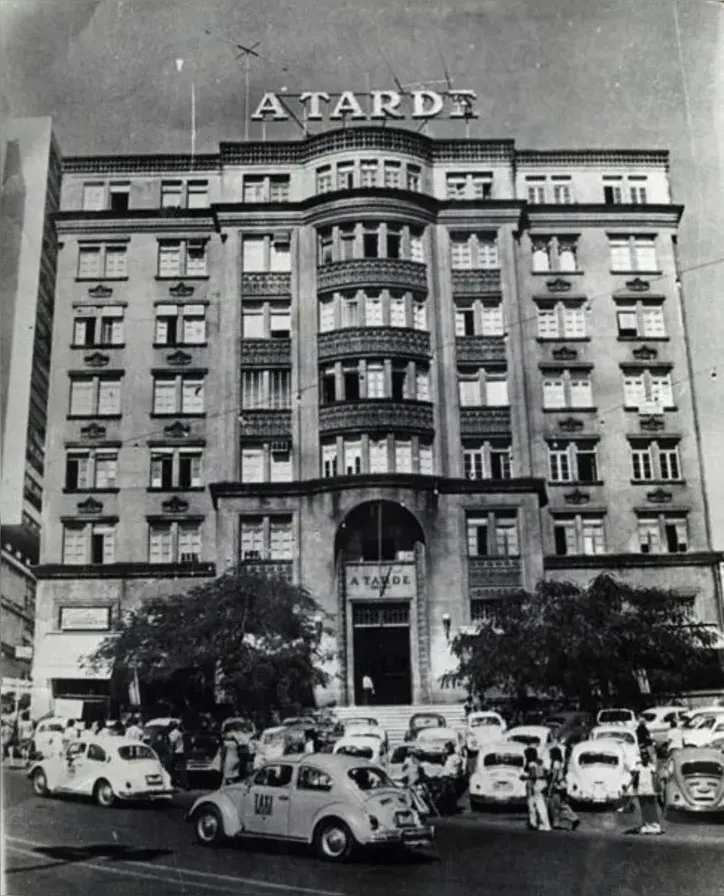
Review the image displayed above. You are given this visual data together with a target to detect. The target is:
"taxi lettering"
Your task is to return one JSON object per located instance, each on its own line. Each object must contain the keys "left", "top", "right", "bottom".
{"left": 254, "top": 793, "right": 273, "bottom": 816}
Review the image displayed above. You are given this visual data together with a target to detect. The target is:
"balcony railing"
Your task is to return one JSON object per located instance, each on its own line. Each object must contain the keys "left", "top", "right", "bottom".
{"left": 241, "top": 272, "right": 292, "bottom": 296}
{"left": 451, "top": 269, "right": 501, "bottom": 296}
{"left": 455, "top": 336, "right": 507, "bottom": 364}
{"left": 317, "top": 259, "right": 427, "bottom": 293}
{"left": 318, "top": 328, "right": 431, "bottom": 361}
{"left": 459, "top": 406, "right": 512, "bottom": 436}
{"left": 240, "top": 339, "right": 291, "bottom": 367}
{"left": 318, "top": 400, "right": 434, "bottom": 435}
{"left": 239, "top": 409, "right": 292, "bottom": 438}
{"left": 468, "top": 557, "right": 522, "bottom": 596}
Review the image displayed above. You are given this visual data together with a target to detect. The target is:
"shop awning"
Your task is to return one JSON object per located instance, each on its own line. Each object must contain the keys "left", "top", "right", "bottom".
{"left": 34, "top": 633, "right": 115, "bottom": 681}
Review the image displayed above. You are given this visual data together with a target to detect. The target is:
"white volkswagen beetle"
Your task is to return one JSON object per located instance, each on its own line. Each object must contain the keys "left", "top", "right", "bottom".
{"left": 589, "top": 726, "right": 640, "bottom": 769}
{"left": 464, "top": 711, "right": 507, "bottom": 754}
{"left": 504, "top": 726, "right": 554, "bottom": 766}
{"left": 565, "top": 740, "right": 629, "bottom": 805}
{"left": 468, "top": 741, "right": 527, "bottom": 809}
{"left": 333, "top": 733, "right": 388, "bottom": 766}
{"left": 28, "top": 736, "right": 174, "bottom": 807}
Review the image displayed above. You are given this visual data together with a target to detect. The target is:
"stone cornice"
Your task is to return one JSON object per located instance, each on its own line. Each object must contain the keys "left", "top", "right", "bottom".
{"left": 544, "top": 551, "right": 723, "bottom": 570}
{"left": 297, "top": 190, "right": 438, "bottom": 227}
{"left": 517, "top": 149, "right": 669, "bottom": 168}
{"left": 524, "top": 205, "right": 683, "bottom": 229}
{"left": 437, "top": 203, "right": 525, "bottom": 227}
{"left": 34, "top": 561, "right": 216, "bottom": 580}
{"left": 55, "top": 211, "right": 217, "bottom": 236}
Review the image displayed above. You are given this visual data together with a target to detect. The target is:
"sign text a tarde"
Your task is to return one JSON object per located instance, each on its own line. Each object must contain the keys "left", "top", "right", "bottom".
{"left": 251, "top": 89, "right": 479, "bottom": 122}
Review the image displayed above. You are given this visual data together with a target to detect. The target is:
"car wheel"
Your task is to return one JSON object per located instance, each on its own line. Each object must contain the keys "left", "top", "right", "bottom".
{"left": 314, "top": 818, "right": 355, "bottom": 862}
{"left": 194, "top": 805, "right": 225, "bottom": 847}
{"left": 32, "top": 768, "right": 49, "bottom": 797}
{"left": 94, "top": 778, "right": 115, "bottom": 808}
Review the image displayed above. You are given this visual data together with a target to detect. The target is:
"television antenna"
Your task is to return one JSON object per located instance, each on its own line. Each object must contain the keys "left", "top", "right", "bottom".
{"left": 439, "top": 50, "right": 476, "bottom": 139}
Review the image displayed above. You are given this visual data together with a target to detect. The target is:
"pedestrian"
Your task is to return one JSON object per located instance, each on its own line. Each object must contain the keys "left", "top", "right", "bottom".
{"left": 220, "top": 730, "right": 240, "bottom": 785}
{"left": 62, "top": 719, "right": 78, "bottom": 751}
{"left": 303, "top": 729, "right": 316, "bottom": 754}
{"left": 522, "top": 746, "right": 551, "bottom": 831}
{"left": 547, "top": 745, "right": 579, "bottom": 831}
{"left": 168, "top": 721, "right": 188, "bottom": 790}
{"left": 17, "top": 712, "right": 34, "bottom": 763}
{"left": 361, "top": 674, "right": 375, "bottom": 706}
{"left": 633, "top": 750, "right": 663, "bottom": 835}
{"left": 636, "top": 719, "right": 655, "bottom": 763}
{"left": 125, "top": 716, "right": 143, "bottom": 740}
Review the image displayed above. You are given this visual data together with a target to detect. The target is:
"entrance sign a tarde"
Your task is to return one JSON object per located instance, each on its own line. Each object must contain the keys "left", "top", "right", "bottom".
{"left": 251, "top": 89, "right": 479, "bottom": 122}
{"left": 345, "top": 562, "right": 417, "bottom": 599}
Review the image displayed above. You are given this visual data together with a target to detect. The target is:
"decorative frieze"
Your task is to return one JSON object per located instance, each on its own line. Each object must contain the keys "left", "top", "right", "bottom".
{"left": 87, "top": 284, "right": 113, "bottom": 299}
{"left": 80, "top": 423, "right": 107, "bottom": 441}
{"left": 240, "top": 339, "right": 292, "bottom": 367}
{"left": 166, "top": 349, "right": 194, "bottom": 367}
{"left": 83, "top": 352, "right": 110, "bottom": 368}
{"left": 558, "top": 417, "right": 585, "bottom": 433}
{"left": 564, "top": 488, "right": 590, "bottom": 505}
{"left": 318, "top": 328, "right": 431, "bottom": 362}
{"left": 551, "top": 346, "right": 579, "bottom": 361}
{"left": 545, "top": 277, "right": 572, "bottom": 293}
{"left": 239, "top": 410, "right": 292, "bottom": 438}
{"left": 163, "top": 421, "right": 191, "bottom": 439}
{"left": 646, "top": 488, "right": 673, "bottom": 504}
{"left": 77, "top": 497, "right": 103, "bottom": 514}
{"left": 162, "top": 496, "right": 189, "bottom": 514}
{"left": 454, "top": 336, "right": 506, "bottom": 364}
{"left": 632, "top": 345, "right": 658, "bottom": 361}
{"left": 241, "top": 272, "right": 292, "bottom": 296}
{"left": 450, "top": 269, "right": 501, "bottom": 296}
{"left": 240, "top": 560, "right": 293, "bottom": 582}
{"left": 318, "top": 400, "right": 434, "bottom": 435}
{"left": 625, "top": 277, "right": 651, "bottom": 292}
{"left": 468, "top": 557, "right": 522, "bottom": 594}
{"left": 639, "top": 415, "right": 666, "bottom": 432}
{"left": 459, "top": 406, "right": 512, "bottom": 437}
{"left": 317, "top": 259, "right": 427, "bottom": 293}
{"left": 169, "top": 282, "right": 195, "bottom": 298}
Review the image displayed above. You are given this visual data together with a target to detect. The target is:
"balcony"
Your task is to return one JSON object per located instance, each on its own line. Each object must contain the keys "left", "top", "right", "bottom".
{"left": 468, "top": 557, "right": 522, "bottom": 596}
{"left": 241, "top": 272, "right": 292, "bottom": 297}
{"left": 317, "top": 259, "right": 427, "bottom": 293}
{"left": 239, "top": 409, "right": 292, "bottom": 438}
{"left": 239, "top": 559, "right": 293, "bottom": 582}
{"left": 318, "top": 328, "right": 431, "bottom": 362}
{"left": 459, "top": 406, "right": 511, "bottom": 436}
{"left": 240, "top": 339, "right": 291, "bottom": 367}
{"left": 451, "top": 269, "right": 501, "bottom": 296}
{"left": 455, "top": 336, "right": 507, "bottom": 364}
{"left": 318, "top": 400, "right": 434, "bottom": 435}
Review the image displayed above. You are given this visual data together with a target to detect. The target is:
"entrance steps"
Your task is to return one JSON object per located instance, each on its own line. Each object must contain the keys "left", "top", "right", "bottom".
{"left": 333, "top": 703, "right": 467, "bottom": 746}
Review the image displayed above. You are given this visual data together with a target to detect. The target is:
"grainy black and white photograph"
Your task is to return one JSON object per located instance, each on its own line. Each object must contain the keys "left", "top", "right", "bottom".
{"left": 1, "top": 1, "right": 723, "bottom": 893}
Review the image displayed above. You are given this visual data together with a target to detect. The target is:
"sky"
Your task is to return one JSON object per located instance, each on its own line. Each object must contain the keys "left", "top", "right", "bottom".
{"left": 1, "top": 0, "right": 723, "bottom": 543}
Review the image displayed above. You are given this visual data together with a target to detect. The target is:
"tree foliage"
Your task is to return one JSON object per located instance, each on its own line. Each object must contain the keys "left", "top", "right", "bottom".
{"left": 443, "top": 574, "right": 720, "bottom": 709}
{"left": 87, "top": 567, "right": 329, "bottom": 722}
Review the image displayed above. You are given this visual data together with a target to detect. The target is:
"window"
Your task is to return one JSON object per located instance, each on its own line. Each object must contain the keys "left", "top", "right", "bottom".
{"left": 149, "top": 522, "right": 201, "bottom": 563}
{"left": 389, "top": 293, "right": 406, "bottom": 327}
{"left": 69, "top": 376, "right": 122, "bottom": 417}
{"left": 317, "top": 222, "right": 424, "bottom": 264}
{"left": 570, "top": 375, "right": 593, "bottom": 408}
{"left": 154, "top": 303, "right": 207, "bottom": 345}
{"left": 609, "top": 235, "right": 658, "bottom": 272}
{"left": 297, "top": 766, "right": 333, "bottom": 792}
{"left": 410, "top": 229, "right": 424, "bottom": 263}
{"left": 412, "top": 298, "right": 427, "bottom": 330}
{"left": 622, "top": 369, "right": 674, "bottom": 410}
{"left": 458, "top": 368, "right": 508, "bottom": 407}
{"left": 65, "top": 449, "right": 118, "bottom": 490}
{"left": 616, "top": 303, "right": 666, "bottom": 339}
{"left": 630, "top": 440, "right": 681, "bottom": 481}
{"left": 547, "top": 441, "right": 598, "bottom": 483}
{"left": 365, "top": 293, "right": 383, "bottom": 326}
{"left": 366, "top": 363, "right": 385, "bottom": 398}
{"left": 73, "top": 306, "right": 124, "bottom": 346}
{"left": 240, "top": 369, "right": 291, "bottom": 409}
{"left": 340, "top": 293, "right": 359, "bottom": 328}
{"left": 542, "top": 370, "right": 593, "bottom": 409}
{"left": 77, "top": 243, "right": 127, "bottom": 280}
{"left": 319, "top": 297, "right": 335, "bottom": 332}
{"left": 526, "top": 177, "right": 546, "bottom": 204}
{"left": 531, "top": 236, "right": 578, "bottom": 273}
{"left": 152, "top": 374, "right": 205, "bottom": 415}
{"left": 395, "top": 439, "right": 412, "bottom": 473}
{"left": 467, "top": 512, "right": 519, "bottom": 557}
{"left": 419, "top": 441, "right": 433, "bottom": 475}
{"left": 445, "top": 172, "right": 493, "bottom": 199}
{"left": 242, "top": 234, "right": 291, "bottom": 272}
{"left": 603, "top": 175, "right": 648, "bottom": 204}
{"left": 406, "top": 165, "right": 421, "bottom": 192}
{"left": 243, "top": 174, "right": 290, "bottom": 202}
{"left": 415, "top": 369, "right": 430, "bottom": 402}
{"left": 456, "top": 299, "right": 504, "bottom": 337}
{"left": 638, "top": 515, "right": 688, "bottom": 554}
{"left": 383, "top": 161, "right": 401, "bottom": 188}
{"left": 343, "top": 438, "right": 362, "bottom": 475}
{"left": 316, "top": 166, "right": 333, "bottom": 193}
{"left": 551, "top": 177, "right": 573, "bottom": 204}
{"left": 369, "top": 437, "right": 388, "bottom": 473}
{"left": 553, "top": 515, "right": 606, "bottom": 555}
{"left": 450, "top": 232, "right": 498, "bottom": 269}
{"left": 150, "top": 448, "right": 202, "bottom": 489}
{"left": 536, "top": 303, "right": 587, "bottom": 340}
{"left": 360, "top": 160, "right": 378, "bottom": 187}
{"left": 463, "top": 440, "right": 512, "bottom": 480}
{"left": 241, "top": 301, "right": 290, "bottom": 339}
{"left": 63, "top": 522, "right": 116, "bottom": 565}
{"left": 82, "top": 183, "right": 105, "bottom": 211}
{"left": 240, "top": 516, "right": 293, "bottom": 561}
{"left": 157, "top": 240, "right": 207, "bottom": 278}
{"left": 160, "top": 179, "right": 208, "bottom": 208}
{"left": 322, "top": 441, "right": 338, "bottom": 478}
{"left": 337, "top": 163, "right": 354, "bottom": 190}
{"left": 82, "top": 182, "right": 130, "bottom": 211}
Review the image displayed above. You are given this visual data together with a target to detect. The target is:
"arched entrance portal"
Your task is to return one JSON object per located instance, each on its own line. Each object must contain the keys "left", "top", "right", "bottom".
{"left": 335, "top": 501, "right": 426, "bottom": 706}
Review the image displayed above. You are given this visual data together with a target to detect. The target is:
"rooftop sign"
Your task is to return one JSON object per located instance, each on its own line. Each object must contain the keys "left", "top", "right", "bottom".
{"left": 251, "top": 89, "right": 479, "bottom": 122}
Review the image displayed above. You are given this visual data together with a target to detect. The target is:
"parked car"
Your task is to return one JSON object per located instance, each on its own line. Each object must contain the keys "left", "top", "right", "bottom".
{"left": 663, "top": 747, "right": 724, "bottom": 813}
{"left": 28, "top": 737, "right": 174, "bottom": 807}
{"left": 565, "top": 741, "right": 629, "bottom": 806}
{"left": 185, "top": 727, "right": 223, "bottom": 779}
{"left": 464, "top": 711, "right": 507, "bottom": 754}
{"left": 403, "top": 712, "right": 447, "bottom": 743}
{"left": 588, "top": 726, "right": 640, "bottom": 768}
{"left": 544, "top": 711, "right": 592, "bottom": 733}
{"left": 333, "top": 734, "right": 388, "bottom": 765}
{"left": 504, "top": 726, "right": 555, "bottom": 766}
{"left": 594, "top": 708, "right": 637, "bottom": 729}
{"left": 387, "top": 743, "right": 415, "bottom": 786}
{"left": 468, "top": 741, "right": 527, "bottom": 810}
{"left": 30, "top": 717, "right": 67, "bottom": 760}
{"left": 252, "top": 726, "right": 292, "bottom": 770}
{"left": 342, "top": 717, "right": 388, "bottom": 748}
{"left": 414, "top": 727, "right": 467, "bottom": 795}
{"left": 186, "top": 754, "right": 435, "bottom": 861}
{"left": 682, "top": 715, "right": 724, "bottom": 749}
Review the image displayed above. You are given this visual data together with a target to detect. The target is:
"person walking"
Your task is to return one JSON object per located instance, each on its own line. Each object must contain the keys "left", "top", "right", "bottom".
{"left": 636, "top": 719, "right": 656, "bottom": 763}
{"left": 220, "top": 730, "right": 241, "bottom": 785}
{"left": 168, "top": 721, "right": 188, "bottom": 790}
{"left": 633, "top": 750, "right": 663, "bottom": 835}
{"left": 361, "top": 674, "right": 375, "bottom": 706}
{"left": 547, "top": 746, "right": 579, "bottom": 831}
{"left": 125, "top": 716, "right": 143, "bottom": 740}
{"left": 522, "top": 746, "right": 551, "bottom": 831}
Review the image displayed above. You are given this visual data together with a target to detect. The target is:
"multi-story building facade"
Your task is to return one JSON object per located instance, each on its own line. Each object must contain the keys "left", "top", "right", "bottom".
{"left": 1, "top": 118, "right": 61, "bottom": 680}
{"left": 31, "top": 127, "right": 723, "bottom": 717}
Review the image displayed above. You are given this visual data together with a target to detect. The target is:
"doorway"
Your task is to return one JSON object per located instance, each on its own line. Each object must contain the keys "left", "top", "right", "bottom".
{"left": 352, "top": 603, "right": 412, "bottom": 706}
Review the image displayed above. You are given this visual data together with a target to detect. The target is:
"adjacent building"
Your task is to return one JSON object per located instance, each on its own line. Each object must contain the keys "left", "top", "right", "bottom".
{"left": 31, "top": 126, "right": 723, "bottom": 718}
{"left": 1, "top": 118, "right": 61, "bottom": 680}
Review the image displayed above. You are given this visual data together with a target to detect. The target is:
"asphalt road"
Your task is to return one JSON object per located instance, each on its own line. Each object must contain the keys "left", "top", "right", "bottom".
{"left": 3, "top": 768, "right": 724, "bottom": 896}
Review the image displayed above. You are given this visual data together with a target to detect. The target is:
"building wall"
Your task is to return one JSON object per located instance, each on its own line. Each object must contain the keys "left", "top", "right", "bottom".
{"left": 0, "top": 549, "right": 35, "bottom": 679}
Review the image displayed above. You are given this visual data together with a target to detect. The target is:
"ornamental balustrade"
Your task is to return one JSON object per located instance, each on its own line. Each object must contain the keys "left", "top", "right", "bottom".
{"left": 451, "top": 269, "right": 501, "bottom": 296}
{"left": 459, "top": 406, "right": 512, "bottom": 436}
{"left": 240, "top": 339, "right": 292, "bottom": 367}
{"left": 317, "top": 258, "right": 427, "bottom": 292}
{"left": 318, "top": 399, "right": 434, "bottom": 434}
{"left": 468, "top": 556, "right": 522, "bottom": 595}
{"left": 318, "top": 328, "right": 431, "bottom": 361}
{"left": 239, "top": 409, "right": 292, "bottom": 438}
{"left": 241, "top": 272, "right": 292, "bottom": 297}
{"left": 455, "top": 336, "right": 506, "bottom": 364}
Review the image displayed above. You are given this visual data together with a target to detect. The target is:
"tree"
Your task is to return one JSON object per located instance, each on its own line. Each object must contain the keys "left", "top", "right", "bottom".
{"left": 442, "top": 574, "right": 720, "bottom": 710}
{"left": 87, "top": 567, "right": 330, "bottom": 724}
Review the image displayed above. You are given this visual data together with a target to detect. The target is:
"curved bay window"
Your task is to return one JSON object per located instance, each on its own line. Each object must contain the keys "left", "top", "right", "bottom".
{"left": 321, "top": 435, "right": 433, "bottom": 478}
{"left": 318, "top": 222, "right": 424, "bottom": 265}
{"left": 319, "top": 289, "right": 427, "bottom": 332}
{"left": 320, "top": 359, "right": 430, "bottom": 404}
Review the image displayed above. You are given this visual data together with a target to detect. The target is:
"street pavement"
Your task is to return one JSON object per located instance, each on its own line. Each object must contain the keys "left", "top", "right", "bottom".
{"left": 3, "top": 767, "right": 724, "bottom": 896}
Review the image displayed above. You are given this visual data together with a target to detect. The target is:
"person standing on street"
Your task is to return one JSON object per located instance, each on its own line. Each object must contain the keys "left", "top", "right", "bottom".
{"left": 522, "top": 747, "right": 551, "bottom": 831}
{"left": 168, "top": 721, "right": 188, "bottom": 790}
{"left": 547, "top": 745, "right": 579, "bottom": 831}
{"left": 361, "top": 674, "right": 375, "bottom": 706}
{"left": 633, "top": 750, "right": 663, "bottom": 835}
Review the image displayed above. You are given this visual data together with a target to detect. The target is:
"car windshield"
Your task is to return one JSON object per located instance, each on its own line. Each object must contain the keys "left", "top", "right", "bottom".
{"left": 598, "top": 710, "right": 632, "bottom": 724}
{"left": 44, "top": 723, "right": 65, "bottom": 733}
{"left": 347, "top": 767, "right": 392, "bottom": 791}
{"left": 224, "top": 720, "right": 254, "bottom": 733}
{"left": 471, "top": 717, "right": 501, "bottom": 727}
{"left": 578, "top": 752, "right": 620, "bottom": 767}
{"left": 483, "top": 752, "right": 524, "bottom": 768}
{"left": 412, "top": 715, "right": 444, "bottom": 729}
{"left": 596, "top": 731, "right": 635, "bottom": 744}
{"left": 509, "top": 734, "right": 540, "bottom": 746}
{"left": 262, "top": 731, "right": 285, "bottom": 745}
{"left": 118, "top": 744, "right": 155, "bottom": 761}
{"left": 681, "top": 761, "right": 723, "bottom": 777}
{"left": 641, "top": 711, "right": 657, "bottom": 722}
{"left": 347, "top": 718, "right": 376, "bottom": 727}
{"left": 337, "top": 744, "right": 374, "bottom": 759}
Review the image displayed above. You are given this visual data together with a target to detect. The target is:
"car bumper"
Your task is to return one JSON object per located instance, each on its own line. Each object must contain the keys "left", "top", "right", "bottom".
{"left": 470, "top": 794, "right": 526, "bottom": 806}
{"left": 365, "top": 825, "right": 435, "bottom": 848}
{"left": 116, "top": 789, "right": 175, "bottom": 801}
{"left": 571, "top": 793, "right": 617, "bottom": 804}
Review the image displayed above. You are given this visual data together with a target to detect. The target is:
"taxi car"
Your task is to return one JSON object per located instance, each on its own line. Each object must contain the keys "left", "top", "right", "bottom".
{"left": 253, "top": 725, "right": 306, "bottom": 770}
{"left": 682, "top": 714, "right": 724, "bottom": 749}
{"left": 186, "top": 753, "right": 435, "bottom": 861}
{"left": 595, "top": 708, "right": 637, "bottom": 729}
{"left": 464, "top": 711, "right": 507, "bottom": 754}
{"left": 663, "top": 747, "right": 724, "bottom": 812}
{"left": 589, "top": 726, "right": 640, "bottom": 769}
{"left": 413, "top": 727, "right": 467, "bottom": 793}
{"left": 28, "top": 736, "right": 173, "bottom": 807}
{"left": 333, "top": 733, "right": 388, "bottom": 765}
{"left": 468, "top": 741, "right": 527, "bottom": 809}
{"left": 30, "top": 717, "right": 67, "bottom": 760}
{"left": 565, "top": 740, "right": 629, "bottom": 805}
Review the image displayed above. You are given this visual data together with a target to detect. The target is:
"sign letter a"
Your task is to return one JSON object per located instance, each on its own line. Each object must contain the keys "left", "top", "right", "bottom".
{"left": 251, "top": 93, "right": 289, "bottom": 121}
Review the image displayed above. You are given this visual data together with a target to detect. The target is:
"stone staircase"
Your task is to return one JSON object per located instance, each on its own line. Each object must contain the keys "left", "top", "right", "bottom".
{"left": 334, "top": 703, "right": 468, "bottom": 746}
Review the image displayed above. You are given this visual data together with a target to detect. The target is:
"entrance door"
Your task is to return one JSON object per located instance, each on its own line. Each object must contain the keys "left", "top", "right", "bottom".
{"left": 353, "top": 603, "right": 411, "bottom": 706}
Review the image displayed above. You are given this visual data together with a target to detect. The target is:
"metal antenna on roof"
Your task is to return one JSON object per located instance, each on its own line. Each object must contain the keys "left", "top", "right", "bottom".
{"left": 439, "top": 49, "right": 474, "bottom": 139}
{"left": 400, "top": 76, "right": 449, "bottom": 137}
{"left": 378, "top": 50, "right": 408, "bottom": 127}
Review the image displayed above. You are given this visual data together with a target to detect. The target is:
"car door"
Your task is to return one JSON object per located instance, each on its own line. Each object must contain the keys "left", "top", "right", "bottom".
{"left": 240, "top": 763, "right": 294, "bottom": 838}
{"left": 60, "top": 741, "right": 90, "bottom": 793}
{"left": 289, "top": 764, "right": 335, "bottom": 840}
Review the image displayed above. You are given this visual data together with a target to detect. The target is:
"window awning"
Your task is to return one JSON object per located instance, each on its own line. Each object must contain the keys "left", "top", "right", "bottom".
{"left": 34, "top": 633, "right": 115, "bottom": 681}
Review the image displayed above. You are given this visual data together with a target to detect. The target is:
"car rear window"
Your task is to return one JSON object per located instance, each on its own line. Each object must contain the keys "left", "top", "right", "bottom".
{"left": 347, "top": 767, "right": 392, "bottom": 791}
{"left": 336, "top": 744, "right": 374, "bottom": 759}
{"left": 412, "top": 716, "right": 444, "bottom": 729}
{"left": 681, "top": 761, "right": 723, "bottom": 777}
{"left": 118, "top": 745, "right": 155, "bottom": 761}
{"left": 578, "top": 752, "right": 620, "bottom": 767}
{"left": 483, "top": 752, "right": 524, "bottom": 768}
{"left": 596, "top": 731, "right": 635, "bottom": 744}
{"left": 598, "top": 710, "right": 633, "bottom": 724}
{"left": 509, "top": 735, "right": 540, "bottom": 746}
{"left": 471, "top": 717, "right": 501, "bottom": 727}
{"left": 641, "top": 711, "right": 657, "bottom": 722}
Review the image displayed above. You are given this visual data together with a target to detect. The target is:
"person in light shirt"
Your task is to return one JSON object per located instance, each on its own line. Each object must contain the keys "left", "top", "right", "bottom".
{"left": 124, "top": 716, "right": 143, "bottom": 741}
